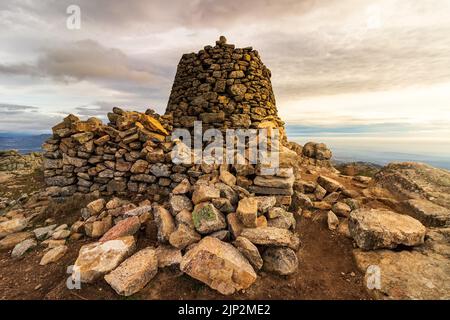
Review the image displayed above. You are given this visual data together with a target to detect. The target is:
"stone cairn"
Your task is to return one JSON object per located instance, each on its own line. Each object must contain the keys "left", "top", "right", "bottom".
{"left": 166, "top": 35, "right": 287, "bottom": 143}
{"left": 40, "top": 37, "right": 304, "bottom": 296}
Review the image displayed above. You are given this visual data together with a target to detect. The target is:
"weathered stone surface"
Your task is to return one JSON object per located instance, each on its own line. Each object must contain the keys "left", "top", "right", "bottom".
{"left": 211, "top": 198, "right": 234, "bottom": 213}
{"left": 100, "top": 216, "right": 140, "bottom": 242}
{"left": 149, "top": 163, "right": 171, "bottom": 177}
{"left": 314, "top": 185, "right": 327, "bottom": 200}
{"left": 130, "top": 160, "right": 148, "bottom": 174}
{"left": 317, "top": 176, "right": 343, "bottom": 193}
{"left": 354, "top": 249, "right": 450, "bottom": 300}
{"left": 255, "top": 196, "right": 276, "bottom": 214}
{"left": 0, "top": 217, "right": 28, "bottom": 239}
{"left": 176, "top": 209, "right": 194, "bottom": 229}
{"left": 172, "top": 178, "right": 191, "bottom": 194}
{"left": 104, "top": 247, "right": 158, "bottom": 296}
{"left": 236, "top": 197, "right": 258, "bottom": 227}
{"left": 40, "top": 245, "right": 68, "bottom": 265}
{"left": 180, "top": 237, "right": 257, "bottom": 295}
{"left": 73, "top": 236, "right": 136, "bottom": 283}
{"left": 153, "top": 205, "right": 176, "bottom": 243}
{"left": 0, "top": 232, "right": 33, "bottom": 250}
{"left": 192, "top": 202, "right": 226, "bottom": 234}
{"left": 233, "top": 236, "right": 263, "bottom": 270}
{"left": 169, "top": 224, "right": 201, "bottom": 249}
{"left": 11, "top": 238, "right": 37, "bottom": 258}
{"left": 249, "top": 185, "right": 293, "bottom": 196}
{"left": 219, "top": 170, "right": 236, "bottom": 186}
{"left": 240, "top": 227, "right": 300, "bottom": 250}
{"left": 327, "top": 211, "right": 339, "bottom": 230}
{"left": 267, "top": 208, "right": 295, "bottom": 230}
{"left": 84, "top": 216, "right": 112, "bottom": 238}
{"left": 254, "top": 175, "right": 294, "bottom": 189}
{"left": 262, "top": 247, "right": 298, "bottom": 275}
{"left": 51, "top": 229, "right": 71, "bottom": 240}
{"left": 290, "top": 192, "right": 313, "bottom": 212}
{"left": 227, "top": 213, "right": 244, "bottom": 239}
{"left": 169, "top": 194, "right": 193, "bottom": 215}
{"left": 192, "top": 184, "right": 220, "bottom": 205}
{"left": 403, "top": 199, "right": 450, "bottom": 227}
{"left": 374, "top": 162, "right": 450, "bottom": 210}
{"left": 332, "top": 202, "right": 352, "bottom": 217}
{"left": 349, "top": 208, "right": 426, "bottom": 250}
{"left": 86, "top": 199, "right": 105, "bottom": 215}
{"left": 155, "top": 245, "right": 182, "bottom": 268}
{"left": 33, "top": 224, "right": 57, "bottom": 240}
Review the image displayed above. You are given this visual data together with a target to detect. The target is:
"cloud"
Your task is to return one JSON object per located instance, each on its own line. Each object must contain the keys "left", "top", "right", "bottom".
{"left": 0, "top": 103, "right": 61, "bottom": 132}
{"left": 0, "top": 40, "right": 156, "bottom": 84}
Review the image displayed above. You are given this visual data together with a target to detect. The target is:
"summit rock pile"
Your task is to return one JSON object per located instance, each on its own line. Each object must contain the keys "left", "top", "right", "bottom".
{"left": 166, "top": 36, "right": 287, "bottom": 143}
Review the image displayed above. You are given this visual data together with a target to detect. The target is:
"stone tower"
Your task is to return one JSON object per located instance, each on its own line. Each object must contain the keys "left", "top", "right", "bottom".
{"left": 165, "top": 36, "right": 286, "bottom": 142}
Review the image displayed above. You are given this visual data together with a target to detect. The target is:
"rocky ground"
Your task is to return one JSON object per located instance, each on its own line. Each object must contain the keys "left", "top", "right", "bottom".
{"left": 0, "top": 159, "right": 449, "bottom": 300}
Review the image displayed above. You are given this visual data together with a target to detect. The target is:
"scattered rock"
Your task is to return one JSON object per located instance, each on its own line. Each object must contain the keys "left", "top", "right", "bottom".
{"left": 172, "top": 178, "right": 191, "bottom": 195}
{"left": 192, "top": 184, "right": 220, "bottom": 205}
{"left": 317, "top": 176, "right": 343, "bottom": 193}
{"left": 86, "top": 199, "right": 106, "bottom": 215}
{"left": 40, "top": 245, "right": 68, "bottom": 265}
{"left": 236, "top": 197, "right": 258, "bottom": 227}
{"left": 72, "top": 236, "right": 136, "bottom": 283}
{"left": 104, "top": 247, "right": 158, "bottom": 296}
{"left": 327, "top": 211, "right": 339, "bottom": 230}
{"left": 153, "top": 205, "right": 176, "bottom": 243}
{"left": 349, "top": 208, "right": 426, "bottom": 250}
{"left": 33, "top": 224, "right": 57, "bottom": 240}
{"left": 155, "top": 245, "right": 182, "bottom": 268}
{"left": 169, "top": 224, "right": 201, "bottom": 249}
{"left": 11, "top": 238, "right": 37, "bottom": 258}
{"left": 100, "top": 216, "right": 140, "bottom": 242}
{"left": 332, "top": 202, "right": 352, "bottom": 217}
{"left": 240, "top": 227, "right": 300, "bottom": 250}
{"left": 169, "top": 194, "right": 193, "bottom": 214}
{"left": 180, "top": 237, "right": 257, "bottom": 295}
{"left": 0, "top": 217, "right": 29, "bottom": 239}
{"left": 262, "top": 247, "right": 298, "bottom": 275}
{"left": 220, "top": 170, "right": 236, "bottom": 187}
{"left": 0, "top": 232, "right": 33, "bottom": 250}
{"left": 192, "top": 202, "right": 226, "bottom": 234}
{"left": 233, "top": 236, "right": 263, "bottom": 270}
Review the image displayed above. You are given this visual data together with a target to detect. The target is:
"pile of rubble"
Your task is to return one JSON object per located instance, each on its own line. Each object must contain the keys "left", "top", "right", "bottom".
{"left": 60, "top": 169, "right": 300, "bottom": 296}
{"left": 0, "top": 150, "right": 42, "bottom": 172}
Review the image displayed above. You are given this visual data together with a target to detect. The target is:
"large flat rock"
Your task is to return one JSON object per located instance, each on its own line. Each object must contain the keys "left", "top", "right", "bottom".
{"left": 374, "top": 162, "right": 450, "bottom": 210}
{"left": 354, "top": 249, "right": 450, "bottom": 299}
{"left": 349, "top": 208, "right": 426, "bottom": 250}
{"left": 73, "top": 236, "right": 136, "bottom": 283}
{"left": 104, "top": 247, "right": 158, "bottom": 296}
{"left": 180, "top": 236, "right": 257, "bottom": 295}
{"left": 404, "top": 199, "right": 450, "bottom": 227}
{"left": 240, "top": 227, "right": 300, "bottom": 250}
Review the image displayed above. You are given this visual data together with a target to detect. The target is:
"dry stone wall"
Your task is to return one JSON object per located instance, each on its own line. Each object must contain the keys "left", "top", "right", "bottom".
{"left": 42, "top": 108, "right": 177, "bottom": 198}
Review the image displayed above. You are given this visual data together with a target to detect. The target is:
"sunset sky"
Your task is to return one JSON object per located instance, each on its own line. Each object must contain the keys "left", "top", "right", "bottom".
{"left": 1, "top": 0, "right": 449, "bottom": 141}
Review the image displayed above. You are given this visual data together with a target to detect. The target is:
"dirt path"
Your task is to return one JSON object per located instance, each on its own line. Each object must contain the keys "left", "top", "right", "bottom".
{"left": 0, "top": 215, "right": 370, "bottom": 300}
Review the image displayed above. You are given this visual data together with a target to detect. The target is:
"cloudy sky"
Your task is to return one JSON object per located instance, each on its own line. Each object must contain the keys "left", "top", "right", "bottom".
{"left": 1, "top": 0, "right": 449, "bottom": 140}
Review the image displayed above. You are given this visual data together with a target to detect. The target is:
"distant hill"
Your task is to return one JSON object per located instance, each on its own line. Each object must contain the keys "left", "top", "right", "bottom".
{"left": 0, "top": 134, "right": 50, "bottom": 154}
